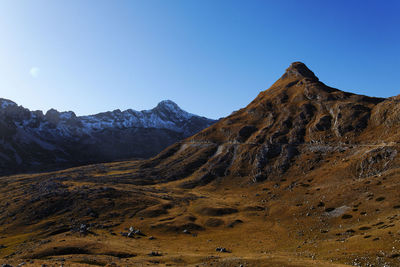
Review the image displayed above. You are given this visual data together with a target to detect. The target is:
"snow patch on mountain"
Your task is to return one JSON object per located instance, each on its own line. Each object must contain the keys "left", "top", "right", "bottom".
{"left": 2, "top": 98, "right": 215, "bottom": 139}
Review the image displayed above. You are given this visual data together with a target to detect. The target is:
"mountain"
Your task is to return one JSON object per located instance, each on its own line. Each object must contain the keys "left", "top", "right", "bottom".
{"left": 0, "top": 99, "right": 216, "bottom": 175}
{"left": 131, "top": 62, "right": 386, "bottom": 187}
{"left": 1, "top": 62, "right": 400, "bottom": 266}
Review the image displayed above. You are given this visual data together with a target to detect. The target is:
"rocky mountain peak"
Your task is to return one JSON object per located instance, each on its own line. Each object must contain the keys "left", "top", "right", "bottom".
{"left": 45, "top": 108, "right": 61, "bottom": 124}
{"left": 153, "top": 100, "right": 193, "bottom": 120}
{"left": 280, "top": 61, "right": 319, "bottom": 81}
{"left": 155, "top": 100, "right": 183, "bottom": 112}
{"left": 59, "top": 111, "right": 77, "bottom": 120}
{"left": 0, "top": 98, "right": 17, "bottom": 109}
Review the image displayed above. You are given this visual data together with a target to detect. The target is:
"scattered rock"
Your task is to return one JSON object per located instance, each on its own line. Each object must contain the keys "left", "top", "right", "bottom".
{"left": 123, "top": 226, "right": 146, "bottom": 238}
{"left": 134, "top": 229, "right": 145, "bottom": 236}
{"left": 326, "top": 206, "right": 350, "bottom": 217}
{"left": 148, "top": 251, "right": 162, "bottom": 257}
{"left": 215, "top": 247, "right": 230, "bottom": 253}
{"left": 71, "top": 223, "right": 91, "bottom": 235}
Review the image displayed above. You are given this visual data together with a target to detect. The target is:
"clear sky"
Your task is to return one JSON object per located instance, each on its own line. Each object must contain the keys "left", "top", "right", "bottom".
{"left": 0, "top": 0, "right": 399, "bottom": 119}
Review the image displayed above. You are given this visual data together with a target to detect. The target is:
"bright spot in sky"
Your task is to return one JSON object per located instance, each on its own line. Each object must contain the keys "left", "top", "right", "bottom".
{"left": 29, "top": 67, "right": 40, "bottom": 78}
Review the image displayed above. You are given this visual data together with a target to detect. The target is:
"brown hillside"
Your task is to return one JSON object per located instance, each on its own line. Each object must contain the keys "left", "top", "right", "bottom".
{"left": 132, "top": 62, "right": 388, "bottom": 187}
{"left": 1, "top": 62, "right": 400, "bottom": 267}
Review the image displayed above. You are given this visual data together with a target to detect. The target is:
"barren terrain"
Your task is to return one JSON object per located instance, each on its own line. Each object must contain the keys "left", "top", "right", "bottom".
{"left": 1, "top": 63, "right": 400, "bottom": 266}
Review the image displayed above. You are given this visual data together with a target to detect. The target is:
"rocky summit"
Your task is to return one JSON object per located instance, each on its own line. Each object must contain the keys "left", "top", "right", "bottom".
{"left": 0, "top": 99, "right": 215, "bottom": 175}
{"left": 1, "top": 62, "right": 400, "bottom": 266}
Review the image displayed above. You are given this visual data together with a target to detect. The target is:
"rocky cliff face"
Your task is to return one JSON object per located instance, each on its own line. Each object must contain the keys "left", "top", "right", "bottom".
{"left": 0, "top": 99, "right": 215, "bottom": 175}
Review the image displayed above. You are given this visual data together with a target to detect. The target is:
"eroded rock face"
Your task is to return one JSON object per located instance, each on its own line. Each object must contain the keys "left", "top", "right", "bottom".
{"left": 237, "top": 126, "right": 258, "bottom": 142}
{"left": 356, "top": 147, "right": 398, "bottom": 178}
{"left": 370, "top": 95, "right": 400, "bottom": 138}
{"left": 330, "top": 103, "right": 372, "bottom": 136}
{"left": 315, "top": 115, "right": 332, "bottom": 131}
{"left": 280, "top": 62, "right": 319, "bottom": 82}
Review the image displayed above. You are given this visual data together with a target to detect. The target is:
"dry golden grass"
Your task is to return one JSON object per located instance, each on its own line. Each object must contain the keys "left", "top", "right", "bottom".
{"left": 1, "top": 154, "right": 400, "bottom": 266}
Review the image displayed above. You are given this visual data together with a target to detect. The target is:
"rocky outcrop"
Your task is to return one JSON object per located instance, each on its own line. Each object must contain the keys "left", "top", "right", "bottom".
{"left": 356, "top": 147, "right": 398, "bottom": 178}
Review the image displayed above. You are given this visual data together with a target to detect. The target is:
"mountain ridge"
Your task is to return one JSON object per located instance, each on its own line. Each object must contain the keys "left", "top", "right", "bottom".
{"left": 0, "top": 98, "right": 216, "bottom": 175}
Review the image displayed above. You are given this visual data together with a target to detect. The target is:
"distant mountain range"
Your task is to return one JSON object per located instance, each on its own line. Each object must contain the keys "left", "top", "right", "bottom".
{"left": 0, "top": 99, "right": 216, "bottom": 175}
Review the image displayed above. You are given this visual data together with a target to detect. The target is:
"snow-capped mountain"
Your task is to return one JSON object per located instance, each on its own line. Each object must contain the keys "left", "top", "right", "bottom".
{"left": 0, "top": 98, "right": 216, "bottom": 175}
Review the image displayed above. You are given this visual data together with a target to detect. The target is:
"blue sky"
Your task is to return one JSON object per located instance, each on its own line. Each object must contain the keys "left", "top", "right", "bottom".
{"left": 0, "top": 0, "right": 399, "bottom": 119}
